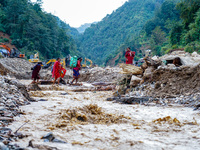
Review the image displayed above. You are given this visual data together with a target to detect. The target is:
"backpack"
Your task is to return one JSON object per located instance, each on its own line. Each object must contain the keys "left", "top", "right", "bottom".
{"left": 70, "top": 56, "right": 78, "bottom": 68}
{"left": 31, "top": 64, "right": 37, "bottom": 70}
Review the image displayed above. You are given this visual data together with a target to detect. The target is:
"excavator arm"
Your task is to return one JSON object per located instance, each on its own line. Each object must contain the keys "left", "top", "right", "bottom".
{"left": 82, "top": 58, "right": 93, "bottom": 68}
{"left": 0, "top": 43, "right": 11, "bottom": 56}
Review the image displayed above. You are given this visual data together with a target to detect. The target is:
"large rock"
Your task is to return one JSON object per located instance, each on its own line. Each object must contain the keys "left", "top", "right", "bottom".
{"left": 143, "top": 66, "right": 155, "bottom": 80}
{"left": 130, "top": 75, "right": 142, "bottom": 87}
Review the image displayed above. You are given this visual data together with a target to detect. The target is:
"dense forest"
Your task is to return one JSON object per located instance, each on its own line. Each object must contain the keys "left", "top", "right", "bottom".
{"left": 106, "top": 0, "right": 200, "bottom": 66}
{"left": 0, "top": 0, "right": 199, "bottom": 65}
{"left": 77, "top": 0, "right": 165, "bottom": 65}
{"left": 0, "top": 0, "right": 79, "bottom": 60}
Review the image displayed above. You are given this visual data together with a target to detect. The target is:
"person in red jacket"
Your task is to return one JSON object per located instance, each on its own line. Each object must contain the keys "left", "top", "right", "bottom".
{"left": 31, "top": 62, "right": 42, "bottom": 84}
{"left": 71, "top": 57, "right": 82, "bottom": 85}
{"left": 125, "top": 47, "right": 135, "bottom": 64}
{"left": 52, "top": 58, "right": 61, "bottom": 84}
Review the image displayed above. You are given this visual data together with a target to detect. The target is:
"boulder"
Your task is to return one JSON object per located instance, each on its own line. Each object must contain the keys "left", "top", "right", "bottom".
{"left": 130, "top": 75, "right": 142, "bottom": 87}
{"left": 143, "top": 66, "right": 155, "bottom": 80}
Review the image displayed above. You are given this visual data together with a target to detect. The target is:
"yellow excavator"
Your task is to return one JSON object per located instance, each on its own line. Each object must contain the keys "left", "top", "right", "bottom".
{"left": 29, "top": 52, "right": 40, "bottom": 63}
{"left": 82, "top": 58, "right": 93, "bottom": 68}
{"left": 43, "top": 58, "right": 66, "bottom": 69}
{"left": 29, "top": 52, "right": 66, "bottom": 69}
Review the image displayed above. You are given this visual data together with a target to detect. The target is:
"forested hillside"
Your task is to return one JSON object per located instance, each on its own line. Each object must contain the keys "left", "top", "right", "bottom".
{"left": 76, "top": 23, "right": 97, "bottom": 34}
{"left": 106, "top": 0, "right": 180, "bottom": 65}
{"left": 106, "top": 0, "right": 200, "bottom": 66}
{"left": 170, "top": 0, "right": 200, "bottom": 53}
{"left": 78, "top": 0, "right": 165, "bottom": 65}
{"left": 0, "top": 0, "right": 79, "bottom": 60}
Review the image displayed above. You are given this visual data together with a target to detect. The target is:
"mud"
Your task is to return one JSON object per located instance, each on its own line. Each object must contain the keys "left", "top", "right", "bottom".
{"left": 146, "top": 65, "right": 200, "bottom": 98}
{"left": 50, "top": 104, "right": 130, "bottom": 128}
{"left": 8, "top": 81, "right": 200, "bottom": 150}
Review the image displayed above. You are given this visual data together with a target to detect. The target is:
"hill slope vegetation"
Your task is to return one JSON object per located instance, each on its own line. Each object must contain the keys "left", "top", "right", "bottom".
{"left": 78, "top": 0, "right": 165, "bottom": 65}
{"left": 0, "top": 0, "right": 79, "bottom": 59}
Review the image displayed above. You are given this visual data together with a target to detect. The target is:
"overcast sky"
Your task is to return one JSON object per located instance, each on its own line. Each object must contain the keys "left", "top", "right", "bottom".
{"left": 31, "top": 0, "right": 128, "bottom": 28}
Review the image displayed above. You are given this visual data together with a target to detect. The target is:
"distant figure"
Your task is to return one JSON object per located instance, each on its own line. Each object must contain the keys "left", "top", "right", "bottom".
{"left": 71, "top": 57, "right": 82, "bottom": 85}
{"left": 125, "top": 47, "right": 135, "bottom": 64}
{"left": 52, "top": 58, "right": 61, "bottom": 84}
{"left": 31, "top": 62, "right": 42, "bottom": 84}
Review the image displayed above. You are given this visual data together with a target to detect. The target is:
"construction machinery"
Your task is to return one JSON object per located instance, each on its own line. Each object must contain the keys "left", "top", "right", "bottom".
{"left": 43, "top": 58, "right": 66, "bottom": 69}
{"left": 82, "top": 58, "right": 93, "bottom": 68}
{"left": 29, "top": 52, "right": 40, "bottom": 63}
{"left": 0, "top": 43, "right": 25, "bottom": 58}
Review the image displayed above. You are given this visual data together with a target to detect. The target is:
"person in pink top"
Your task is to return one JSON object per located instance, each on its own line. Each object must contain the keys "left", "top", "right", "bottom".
{"left": 71, "top": 57, "right": 82, "bottom": 84}
{"left": 125, "top": 47, "right": 135, "bottom": 64}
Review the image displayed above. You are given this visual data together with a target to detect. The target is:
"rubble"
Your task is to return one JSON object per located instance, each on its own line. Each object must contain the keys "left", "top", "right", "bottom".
{"left": 79, "top": 66, "right": 125, "bottom": 83}
{"left": 0, "top": 75, "right": 32, "bottom": 125}
{"left": 109, "top": 51, "right": 200, "bottom": 108}
{"left": 0, "top": 58, "right": 51, "bottom": 80}
{"left": 0, "top": 58, "right": 34, "bottom": 79}
{"left": 0, "top": 75, "right": 33, "bottom": 149}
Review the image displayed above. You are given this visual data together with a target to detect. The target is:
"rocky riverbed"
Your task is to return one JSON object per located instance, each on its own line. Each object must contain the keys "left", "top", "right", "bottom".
{"left": 4, "top": 80, "right": 200, "bottom": 150}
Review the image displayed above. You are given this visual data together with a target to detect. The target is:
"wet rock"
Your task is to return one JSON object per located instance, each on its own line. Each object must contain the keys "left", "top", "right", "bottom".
{"left": 130, "top": 75, "right": 142, "bottom": 87}
{"left": 41, "top": 132, "right": 54, "bottom": 141}
{"left": 60, "top": 92, "right": 68, "bottom": 95}
{"left": 52, "top": 138, "right": 67, "bottom": 143}
{"left": 41, "top": 132, "right": 67, "bottom": 144}
{"left": 27, "top": 83, "right": 41, "bottom": 91}
{"left": 0, "top": 142, "right": 9, "bottom": 150}
{"left": 108, "top": 96, "right": 150, "bottom": 104}
{"left": 0, "top": 117, "right": 13, "bottom": 122}
{"left": 38, "top": 99, "right": 47, "bottom": 101}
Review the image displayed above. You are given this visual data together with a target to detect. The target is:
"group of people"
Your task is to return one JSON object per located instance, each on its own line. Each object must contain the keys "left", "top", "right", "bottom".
{"left": 31, "top": 57, "right": 82, "bottom": 85}
{"left": 31, "top": 47, "right": 136, "bottom": 85}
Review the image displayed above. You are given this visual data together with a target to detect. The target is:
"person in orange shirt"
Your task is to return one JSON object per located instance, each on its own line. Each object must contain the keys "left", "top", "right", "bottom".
{"left": 71, "top": 57, "right": 82, "bottom": 85}
{"left": 125, "top": 47, "right": 135, "bottom": 64}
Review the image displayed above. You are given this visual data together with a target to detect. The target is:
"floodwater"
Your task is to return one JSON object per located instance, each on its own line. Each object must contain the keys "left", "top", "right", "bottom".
{"left": 9, "top": 81, "right": 200, "bottom": 150}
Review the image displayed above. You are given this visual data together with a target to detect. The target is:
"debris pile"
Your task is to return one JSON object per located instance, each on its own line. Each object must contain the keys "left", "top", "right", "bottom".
{"left": 0, "top": 58, "right": 34, "bottom": 79}
{"left": 0, "top": 75, "right": 33, "bottom": 149}
{"left": 0, "top": 58, "right": 51, "bottom": 79}
{"left": 80, "top": 67, "right": 125, "bottom": 83}
{"left": 111, "top": 51, "right": 200, "bottom": 107}
{"left": 49, "top": 104, "right": 130, "bottom": 128}
{"left": 0, "top": 75, "right": 32, "bottom": 126}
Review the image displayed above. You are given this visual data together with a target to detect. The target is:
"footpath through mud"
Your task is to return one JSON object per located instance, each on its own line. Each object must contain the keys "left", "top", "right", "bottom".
{"left": 9, "top": 80, "right": 200, "bottom": 150}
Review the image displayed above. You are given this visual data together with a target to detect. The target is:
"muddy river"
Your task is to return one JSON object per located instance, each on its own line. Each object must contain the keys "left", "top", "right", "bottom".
{"left": 9, "top": 80, "right": 200, "bottom": 150}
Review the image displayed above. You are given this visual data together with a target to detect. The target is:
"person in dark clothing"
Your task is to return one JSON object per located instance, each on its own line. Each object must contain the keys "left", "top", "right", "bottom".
{"left": 31, "top": 62, "right": 42, "bottom": 84}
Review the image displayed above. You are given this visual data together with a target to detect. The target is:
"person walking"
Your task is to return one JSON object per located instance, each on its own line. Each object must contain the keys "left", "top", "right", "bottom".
{"left": 71, "top": 57, "right": 82, "bottom": 85}
{"left": 125, "top": 47, "right": 135, "bottom": 64}
{"left": 31, "top": 62, "right": 42, "bottom": 84}
{"left": 52, "top": 58, "right": 61, "bottom": 84}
